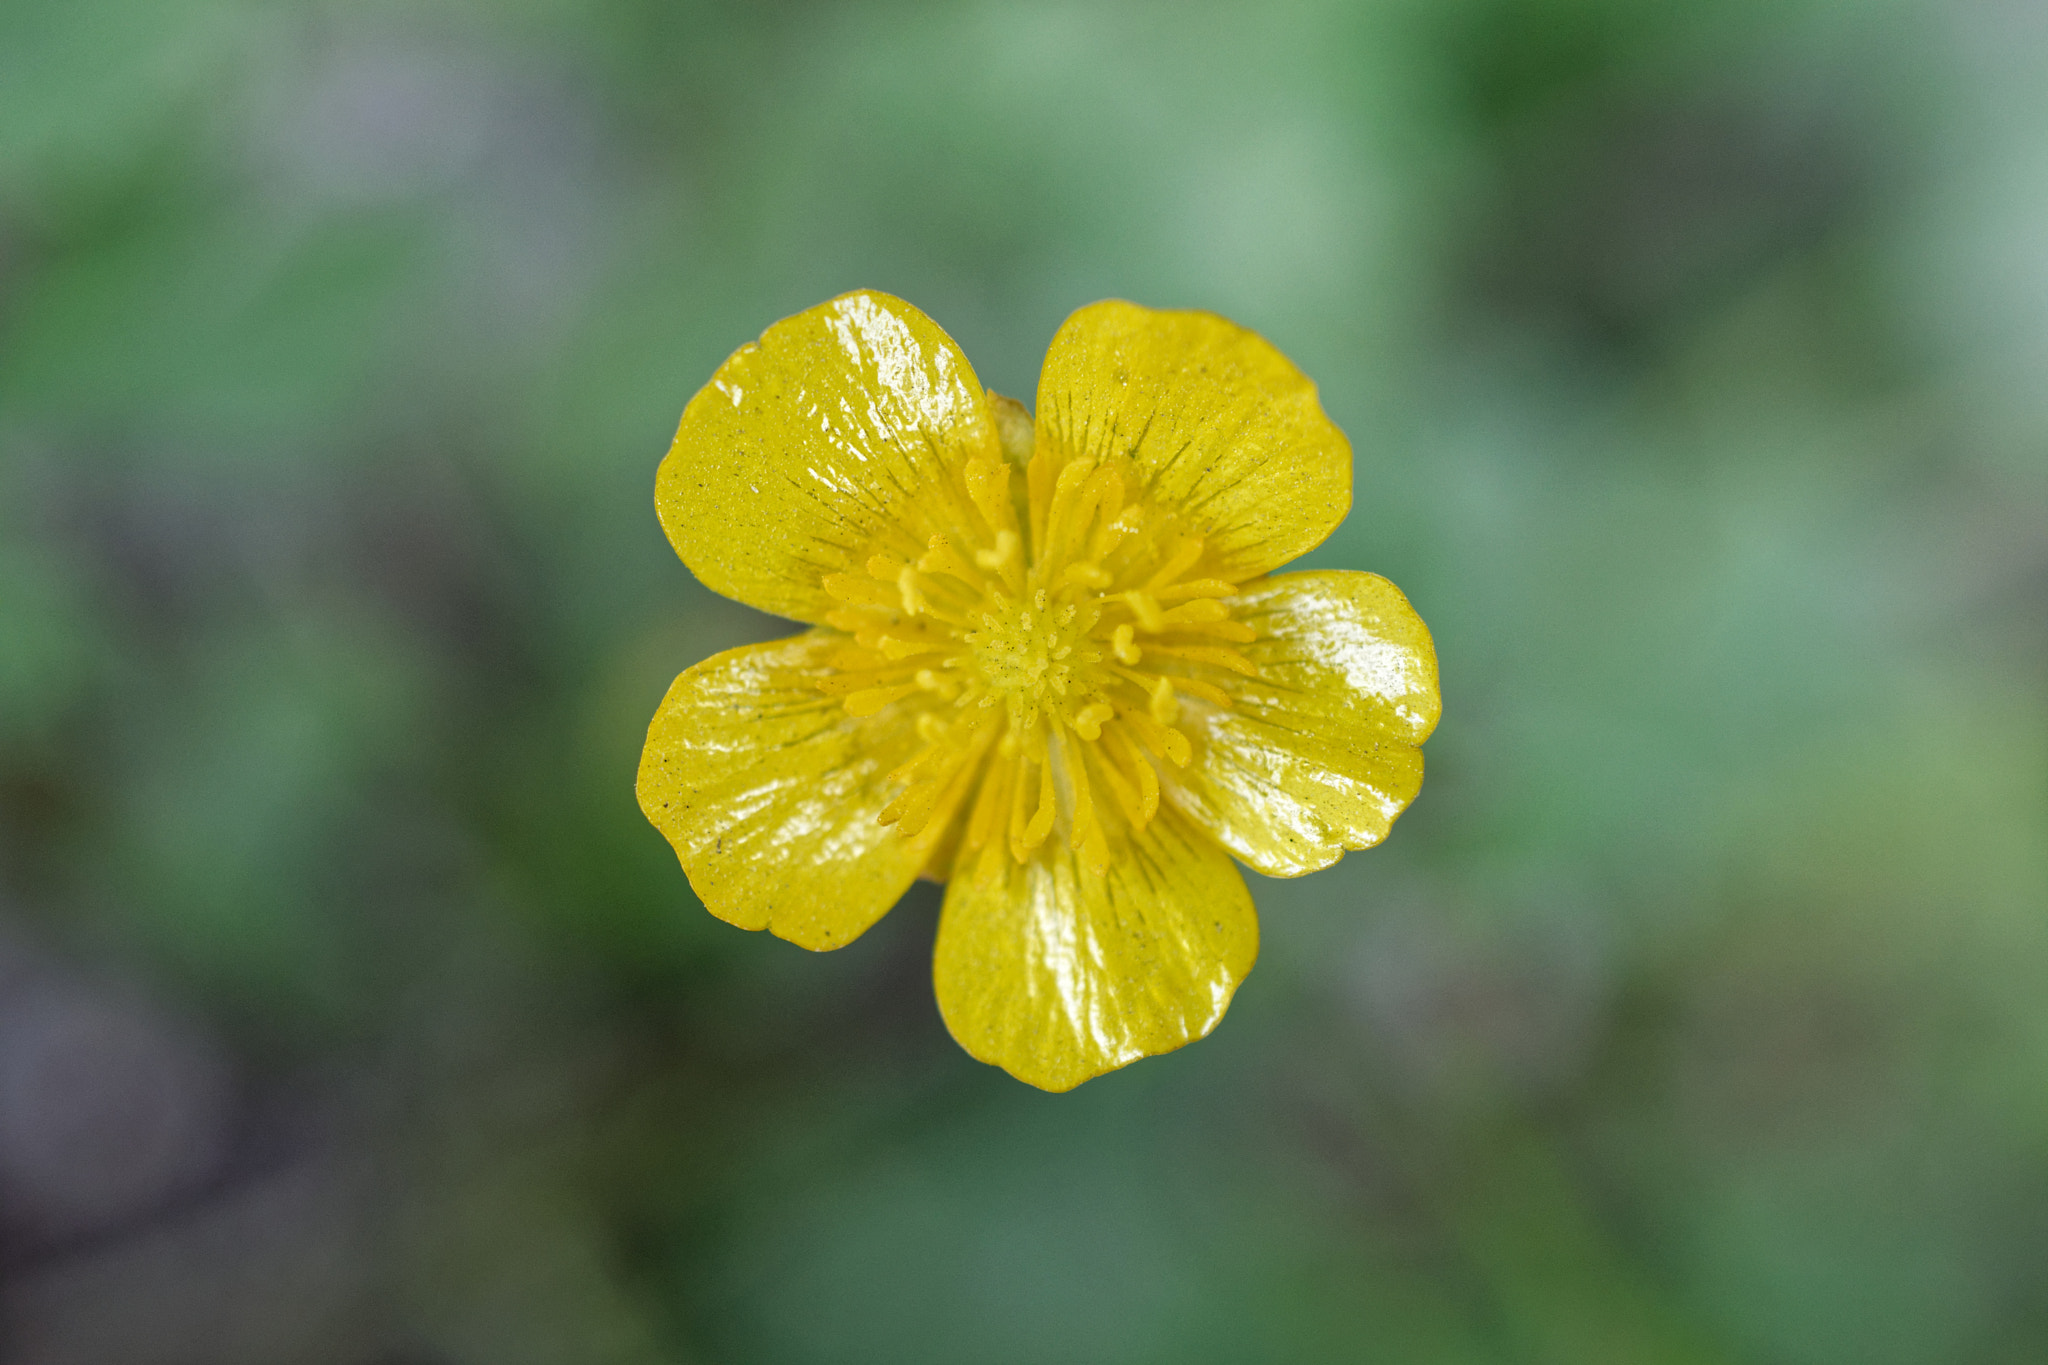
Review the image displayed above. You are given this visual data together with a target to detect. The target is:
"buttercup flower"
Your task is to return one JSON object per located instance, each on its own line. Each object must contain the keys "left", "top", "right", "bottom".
{"left": 638, "top": 291, "right": 1440, "bottom": 1091}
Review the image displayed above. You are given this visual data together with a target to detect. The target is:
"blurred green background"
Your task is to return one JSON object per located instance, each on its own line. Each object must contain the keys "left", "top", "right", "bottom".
{"left": 2, "top": 0, "right": 2045, "bottom": 1361}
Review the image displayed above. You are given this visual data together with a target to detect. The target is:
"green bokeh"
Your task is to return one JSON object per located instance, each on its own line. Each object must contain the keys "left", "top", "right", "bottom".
{"left": 1, "top": 1, "right": 2043, "bottom": 1361}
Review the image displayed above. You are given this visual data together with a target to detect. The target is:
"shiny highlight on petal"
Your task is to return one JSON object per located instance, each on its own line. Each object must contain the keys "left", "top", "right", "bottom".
{"left": 934, "top": 806, "right": 1257, "bottom": 1092}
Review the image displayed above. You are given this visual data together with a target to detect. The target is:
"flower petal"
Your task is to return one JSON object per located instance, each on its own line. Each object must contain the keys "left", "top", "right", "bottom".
{"left": 933, "top": 808, "right": 1257, "bottom": 1091}
{"left": 1034, "top": 301, "right": 1351, "bottom": 580}
{"left": 658, "top": 290, "right": 1003, "bottom": 623}
{"left": 637, "top": 630, "right": 957, "bottom": 950}
{"left": 1166, "top": 570, "right": 1440, "bottom": 878}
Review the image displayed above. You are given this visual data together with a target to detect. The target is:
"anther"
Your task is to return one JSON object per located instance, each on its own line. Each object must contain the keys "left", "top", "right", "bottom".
{"left": 1125, "top": 590, "right": 1166, "bottom": 632}
{"left": 974, "top": 529, "right": 1019, "bottom": 572}
{"left": 1148, "top": 676, "right": 1180, "bottom": 724}
{"left": 1125, "top": 709, "right": 1192, "bottom": 767}
{"left": 1111, "top": 624, "right": 1140, "bottom": 664}
{"left": 1070, "top": 702, "right": 1114, "bottom": 740}
{"left": 897, "top": 566, "right": 928, "bottom": 616}
{"left": 1146, "top": 538, "right": 1205, "bottom": 591}
{"left": 1163, "top": 598, "right": 1230, "bottom": 624}
{"left": 844, "top": 681, "right": 920, "bottom": 717}
{"left": 879, "top": 633, "right": 944, "bottom": 659}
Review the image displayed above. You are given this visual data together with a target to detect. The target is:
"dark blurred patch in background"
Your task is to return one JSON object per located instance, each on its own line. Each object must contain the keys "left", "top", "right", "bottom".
{"left": 2, "top": 1, "right": 2044, "bottom": 1361}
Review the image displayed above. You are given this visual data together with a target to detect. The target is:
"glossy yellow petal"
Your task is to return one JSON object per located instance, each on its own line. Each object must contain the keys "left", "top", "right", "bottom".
{"left": 637, "top": 630, "right": 960, "bottom": 950}
{"left": 1033, "top": 301, "right": 1351, "bottom": 580}
{"left": 658, "top": 290, "right": 1004, "bottom": 623}
{"left": 1166, "top": 570, "right": 1440, "bottom": 877}
{"left": 933, "top": 807, "right": 1257, "bottom": 1091}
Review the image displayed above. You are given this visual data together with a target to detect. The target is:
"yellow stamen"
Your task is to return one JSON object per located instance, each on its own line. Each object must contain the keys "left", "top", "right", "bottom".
{"left": 915, "top": 667, "right": 959, "bottom": 698}
{"left": 1103, "top": 725, "right": 1160, "bottom": 826}
{"left": 826, "top": 643, "right": 886, "bottom": 671}
{"left": 824, "top": 572, "right": 898, "bottom": 610}
{"left": 975, "top": 528, "right": 1019, "bottom": 572}
{"left": 919, "top": 535, "right": 989, "bottom": 592}
{"left": 878, "top": 632, "right": 948, "bottom": 660}
{"left": 1006, "top": 749, "right": 1037, "bottom": 862}
{"left": 1021, "top": 750, "right": 1057, "bottom": 855}
{"left": 1156, "top": 578, "right": 1236, "bottom": 602}
{"left": 1091, "top": 742, "right": 1148, "bottom": 832}
{"left": 1147, "top": 675, "right": 1180, "bottom": 724}
{"left": 1069, "top": 701, "right": 1115, "bottom": 741}
{"left": 1124, "top": 709, "right": 1192, "bottom": 767}
{"left": 1039, "top": 458, "right": 1095, "bottom": 575}
{"left": 809, "top": 425, "right": 1263, "bottom": 866}
{"left": 1086, "top": 467, "right": 1124, "bottom": 533}
{"left": 1091, "top": 504, "right": 1144, "bottom": 561}
{"left": 1171, "top": 675, "right": 1234, "bottom": 708}
{"left": 1144, "top": 643, "right": 1259, "bottom": 675}
{"left": 962, "top": 456, "right": 1015, "bottom": 541}
{"left": 1111, "top": 624, "right": 1141, "bottom": 664}
{"left": 1065, "top": 746, "right": 1109, "bottom": 874}
{"left": 1025, "top": 444, "right": 1057, "bottom": 553}
{"left": 965, "top": 750, "right": 1011, "bottom": 852}
{"left": 825, "top": 608, "right": 874, "bottom": 632}
{"left": 1146, "top": 537, "right": 1204, "bottom": 591}
{"left": 817, "top": 666, "right": 913, "bottom": 697}
{"left": 844, "top": 681, "right": 921, "bottom": 716}
{"left": 897, "top": 566, "right": 928, "bottom": 616}
{"left": 1161, "top": 598, "right": 1230, "bottom": 625}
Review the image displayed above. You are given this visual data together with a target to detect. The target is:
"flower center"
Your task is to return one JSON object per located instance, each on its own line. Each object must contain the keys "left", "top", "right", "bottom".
{"left": 964, "top": 591, "right": 1089, "bottom": 728}
{"left": 813, "top": 418, "right": 1260, "bottom": 876}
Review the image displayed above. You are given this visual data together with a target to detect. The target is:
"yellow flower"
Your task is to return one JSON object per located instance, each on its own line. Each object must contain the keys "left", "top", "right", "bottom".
{"left": 638, "top": 290, "right": 1440, "bottom": 1091}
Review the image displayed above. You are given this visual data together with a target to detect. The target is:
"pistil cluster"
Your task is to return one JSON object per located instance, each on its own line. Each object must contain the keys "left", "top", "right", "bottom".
{"left": 815, "top": 423, "right": 1259, "bottom": 880}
